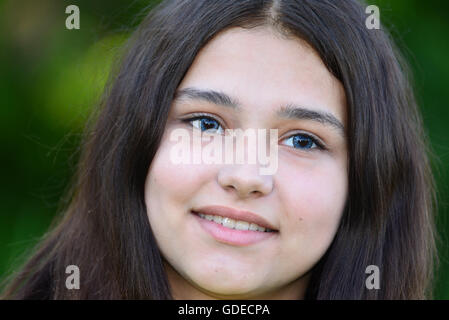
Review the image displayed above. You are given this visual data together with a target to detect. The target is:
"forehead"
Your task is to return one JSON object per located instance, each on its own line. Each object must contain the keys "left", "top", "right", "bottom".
{"left": 177, "top": 26, "right": 346, "bottom": 128}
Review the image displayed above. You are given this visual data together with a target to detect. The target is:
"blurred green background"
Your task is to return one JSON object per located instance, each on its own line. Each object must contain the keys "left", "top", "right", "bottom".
{"left": 0, "top": 0, "right": 448, "bottom": 298}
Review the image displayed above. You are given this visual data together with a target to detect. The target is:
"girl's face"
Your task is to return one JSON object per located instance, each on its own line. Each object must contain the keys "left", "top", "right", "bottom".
{"left": 144, "top": 27, "right": 348, "bottom": 299}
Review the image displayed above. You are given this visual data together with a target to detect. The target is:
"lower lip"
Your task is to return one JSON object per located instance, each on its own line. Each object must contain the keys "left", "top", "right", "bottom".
{"left": 191, "top": 211, "right": 278, "bottom": 246}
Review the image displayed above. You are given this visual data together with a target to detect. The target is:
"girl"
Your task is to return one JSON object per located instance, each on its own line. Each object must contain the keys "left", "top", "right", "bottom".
{"left": 1, "top": 0, "right": 437, "bottom": 299}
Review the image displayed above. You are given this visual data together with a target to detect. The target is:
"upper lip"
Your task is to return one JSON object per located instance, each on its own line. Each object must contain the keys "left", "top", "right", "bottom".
{"left": 192, "top": 205, "right": 278, "bottom": 231}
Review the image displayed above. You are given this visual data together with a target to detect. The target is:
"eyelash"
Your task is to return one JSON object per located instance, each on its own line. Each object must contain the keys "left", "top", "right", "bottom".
{"left": 181, "top": 113, "right": 326, "bottom": 151}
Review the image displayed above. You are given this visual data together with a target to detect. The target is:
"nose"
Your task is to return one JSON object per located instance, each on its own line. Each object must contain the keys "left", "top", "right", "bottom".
{"left": 217, "top": 164, "right": 274, "bottom": 199}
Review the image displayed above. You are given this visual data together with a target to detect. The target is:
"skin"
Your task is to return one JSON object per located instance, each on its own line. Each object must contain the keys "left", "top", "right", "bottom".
{"left": 144, "top": 26, "right": 348, "bottom": 299}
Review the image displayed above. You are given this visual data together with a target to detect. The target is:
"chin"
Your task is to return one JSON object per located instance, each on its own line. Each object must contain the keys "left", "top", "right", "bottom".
{"left": 198, "top": 284, "right": 265, "bottom": 300}
{"left": 191, "top": 272, "right": 264, "bottom": 297}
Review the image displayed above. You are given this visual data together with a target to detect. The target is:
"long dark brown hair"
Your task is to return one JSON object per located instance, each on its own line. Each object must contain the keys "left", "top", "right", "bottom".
{"left": 1, "top": 0, "right": 438, "bottom": 299}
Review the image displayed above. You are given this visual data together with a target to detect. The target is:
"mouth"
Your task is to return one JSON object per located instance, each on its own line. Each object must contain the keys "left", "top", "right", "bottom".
{"left": 191, "top": 210, "right": 277, "bottom": 233}
{"left": 190, "top": 206, "right": 279, "bottom": 246}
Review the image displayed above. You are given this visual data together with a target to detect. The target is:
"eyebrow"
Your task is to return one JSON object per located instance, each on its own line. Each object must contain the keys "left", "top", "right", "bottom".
{"left": 174, "top": 87, "right": 345, "bottom": 137}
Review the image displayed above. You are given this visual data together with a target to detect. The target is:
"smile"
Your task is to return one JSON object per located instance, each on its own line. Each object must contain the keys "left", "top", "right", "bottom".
{"left": 195, "top": 212, "right": 276, "bottom": 233}
{"left": 190, "top": 206, "right": 278, "bottom": 246}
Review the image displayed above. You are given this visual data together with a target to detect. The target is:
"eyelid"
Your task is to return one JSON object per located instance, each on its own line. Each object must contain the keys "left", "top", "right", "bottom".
{"left": 281, "top": 130, "right": 327, "bottom": 151}
{"left": 182, "top": 112, "right": 224, "bottom": 123}
{"left": 181, "top": 112, "right": 227, "bottom": 131}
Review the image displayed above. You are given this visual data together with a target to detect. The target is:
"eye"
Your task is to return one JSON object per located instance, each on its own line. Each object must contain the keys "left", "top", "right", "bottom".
{"left": 183, "top": 114, "right": 225, "bottom": 134}
{"left": 281, "top": 132, "right": 325, "bottom": 151}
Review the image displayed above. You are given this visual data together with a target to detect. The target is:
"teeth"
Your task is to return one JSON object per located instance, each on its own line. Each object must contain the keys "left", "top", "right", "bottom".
{"left": 235, "top": 221, "right": 249, "bottom": 231}
{"left": 249, "top": 223, "right": 259, "bottom": 231}
{"left": 196, "top": 212, "right": 274, "bottom": 232}
{"left": 222, "top": 217, "right": 235, "bottom": 229}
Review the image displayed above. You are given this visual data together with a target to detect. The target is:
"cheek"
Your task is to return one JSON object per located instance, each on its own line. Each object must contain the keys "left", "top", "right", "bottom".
{"left": 277, "top": 156, "right": 347, "bottom": 254}
{"left": 144, "top": 135, "right": 217, "bottom": 258}
{"left": 144, "top": 132, "right": 219, "bottom": 224}
{"left": 146, "top": 138, "right": 202, "bottom": 204}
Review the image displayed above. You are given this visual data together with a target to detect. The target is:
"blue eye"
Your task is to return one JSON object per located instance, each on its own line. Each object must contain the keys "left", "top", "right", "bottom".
{"left": 183, "top": 115, "right": 325, "bottom": 151}
{"left": 282, "top": 133, "right": 323, "bottom": 151}
{"left": 185, "top": 115, "right": 224, "bottom": 134}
